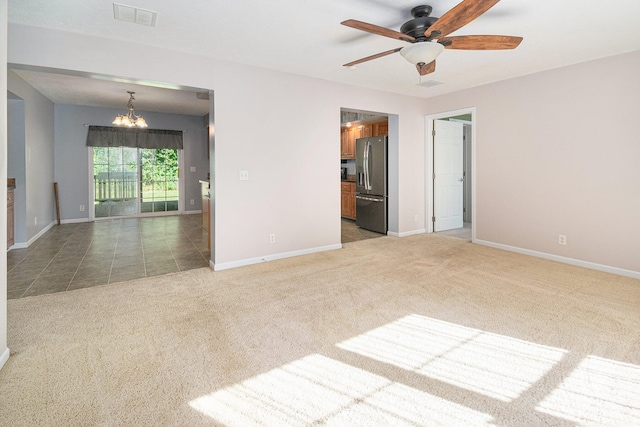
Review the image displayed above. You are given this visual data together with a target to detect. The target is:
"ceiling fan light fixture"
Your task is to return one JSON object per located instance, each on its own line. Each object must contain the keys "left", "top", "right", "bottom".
{"left": 400, "top": 42, "right": 444, "bottom": 66}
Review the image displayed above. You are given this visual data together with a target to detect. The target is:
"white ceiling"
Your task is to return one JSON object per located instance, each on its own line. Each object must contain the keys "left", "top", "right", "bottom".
{"left": 8, "top": 0, "right": 640, "bottom": 116}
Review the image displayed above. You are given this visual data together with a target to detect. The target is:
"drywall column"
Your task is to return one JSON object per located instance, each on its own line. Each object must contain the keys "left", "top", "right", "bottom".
{"left": 1, "top": 0, "right": 11, "bottom": 370}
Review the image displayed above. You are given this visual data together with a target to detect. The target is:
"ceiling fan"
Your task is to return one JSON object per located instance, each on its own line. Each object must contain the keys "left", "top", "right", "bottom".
{"left": 341, "top": 0, "right": 522, "bottom": 76}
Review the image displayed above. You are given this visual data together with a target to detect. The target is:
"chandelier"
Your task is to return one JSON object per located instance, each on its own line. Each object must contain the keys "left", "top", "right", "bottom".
{"left": 112, "top": 91, "right": 148, "bottom": 128}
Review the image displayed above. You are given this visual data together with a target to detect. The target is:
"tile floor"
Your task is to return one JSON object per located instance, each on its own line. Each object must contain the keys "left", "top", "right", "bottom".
{"left": 7, "top": 214, "right": 209, "bottom": 299}
{"left": 7, "top": 216, "right": 382, "bottom": 300}
{"left": 343, "top": 219, "right": 473, "bottom": 243}
{"left": 341, "top": 218, "right": 385, "bottom": 243}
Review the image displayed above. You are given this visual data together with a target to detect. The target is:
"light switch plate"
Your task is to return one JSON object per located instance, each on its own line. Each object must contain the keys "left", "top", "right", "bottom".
{"left": 190, "top": 166, "right": 196, "bottom": 172}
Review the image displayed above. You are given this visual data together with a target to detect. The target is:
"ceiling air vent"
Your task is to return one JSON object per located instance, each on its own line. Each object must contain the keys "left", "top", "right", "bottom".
{"left": 113, "top": 3, "right": 158, "bottom": 27}
{"left": 417, "top": 80, "right": 444, "bottom": 88}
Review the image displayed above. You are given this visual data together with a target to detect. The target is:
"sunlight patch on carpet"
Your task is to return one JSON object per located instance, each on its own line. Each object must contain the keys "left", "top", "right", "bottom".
{"left": 189, "top": 353, "right": 493, "bottom": 426}
{"left": 536, "top": 355, "right": 640, "bottom": 425}
{"left": 336, "top": 314, "right": 567, "bottom": 402}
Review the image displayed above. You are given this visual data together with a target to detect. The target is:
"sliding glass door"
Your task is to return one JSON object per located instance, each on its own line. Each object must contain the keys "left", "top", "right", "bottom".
{"left": 93, "top": 146, "right": 138, "bottom": 218}
{"left": 140, "top": 148, "right": 179, "bottom": 213}
{"left": 93, "top": 147, "right": 179, "bottom": 218}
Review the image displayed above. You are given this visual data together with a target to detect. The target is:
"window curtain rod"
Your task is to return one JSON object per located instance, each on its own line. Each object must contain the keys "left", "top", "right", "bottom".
{"left": 83, "top": 124, "right": 189, "bottom": 133}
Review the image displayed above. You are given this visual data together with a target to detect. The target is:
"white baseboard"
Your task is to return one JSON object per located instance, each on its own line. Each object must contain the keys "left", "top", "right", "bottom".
{"left": 388, "top": 228, "right": 426, "bottom": 238}
{"left": 12, "top": 221, "right": 56, "bottom": 250}
{"left": 60, "top": 218, "right": 90, "bottom": 224}
{"left": 0, "top": 347, "right": 10, "bottom": 371}
{"left": 8, "top": 220, "right": 59, "bottom": 250}
{"left": 213, "top": 244, "right": 342, "bottom": 271}
{"left": 475, "top": 239, "right": 640, "bottom": 280}
{"left": 61, "top": 211, "right": 201, "bottom": 224}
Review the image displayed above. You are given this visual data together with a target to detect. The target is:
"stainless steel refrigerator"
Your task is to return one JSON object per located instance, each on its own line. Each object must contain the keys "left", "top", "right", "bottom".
{"left": 356, "top": 136, "right": 387, "bottom": 234}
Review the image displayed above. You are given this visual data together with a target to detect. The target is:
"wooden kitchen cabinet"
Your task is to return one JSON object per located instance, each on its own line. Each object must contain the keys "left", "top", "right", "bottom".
{"left": 373, "top": 121, "right": 388, "bottom": 136}
{"left": 341, "top": 127, "right": 358, "bottom": 159}
{"left": 341, "top": 119, "right": 388, "bottom": 159}
{"left": 340, "top": 127, "right": 351, "bottom": 158}
{"left": 341, "top": 181, "right": 356, "bottom": 219}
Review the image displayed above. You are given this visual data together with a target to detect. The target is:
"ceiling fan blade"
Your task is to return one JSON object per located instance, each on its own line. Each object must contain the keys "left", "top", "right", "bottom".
{"left": 426, "top": 0, "right": 501, "bottom": 39}
{"left": 341, "top": 19, "right": 415, "bottom": 43}
{"left": 343, "top": 47, "right": 403, "bottom": 67}
{"left": 417, "top": 61, "right": 436, "bottom": 76}
{"left": 441, "top": 35, "right": 523, "bottom": 50}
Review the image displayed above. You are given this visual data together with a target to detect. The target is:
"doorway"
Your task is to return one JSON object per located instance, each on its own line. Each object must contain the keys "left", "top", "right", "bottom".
{"left": 339, "top": 108, "right": 392, "bottom": 243}
{"left": 426, "top": 108, "right": 475, "bottom": 242}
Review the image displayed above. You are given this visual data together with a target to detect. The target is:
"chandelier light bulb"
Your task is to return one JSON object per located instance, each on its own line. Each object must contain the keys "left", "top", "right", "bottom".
{"left": 135, "top": 117, "right": 148, "bottom": 128}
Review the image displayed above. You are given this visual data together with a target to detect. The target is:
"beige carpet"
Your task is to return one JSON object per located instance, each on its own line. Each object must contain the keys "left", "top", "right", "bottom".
{"left": 1, "top": 234, "right": 639, "bottom": 426}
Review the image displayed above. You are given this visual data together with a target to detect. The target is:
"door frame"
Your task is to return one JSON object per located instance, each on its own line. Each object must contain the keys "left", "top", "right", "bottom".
{"left": 449, "top": 119, "right": 473, "bottom": 224}
{"left": 425, "top": 107, "right": 476, "bottom": 242}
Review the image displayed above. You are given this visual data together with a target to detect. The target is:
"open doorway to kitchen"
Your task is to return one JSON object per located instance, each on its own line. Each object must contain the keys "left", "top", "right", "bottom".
{"left": 340, "top": 108, "right": 395, "bottom": 244}
{"left": 426, "top": 108, "right": 475, "bottom": 242}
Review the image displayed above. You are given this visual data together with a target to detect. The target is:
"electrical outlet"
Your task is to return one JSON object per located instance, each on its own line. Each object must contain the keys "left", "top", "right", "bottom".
{"left": 414, "top": 214, "right": 419, "bottom": 222}
{"left": 559, "top": 234, "right": 567, "bottom": 245}
{"left": 239, "top": 170, "right": 249, "bottom": 181}
{"left": 190, "top": 166, "right": 196, "bottom": 172}
{"left": 34, "top": 217, "right": 37, "bottom": 225}
{"left": 190, "top": 199, "right": 195, "bottom": 205}
{"left": 80, "top": 205, "right": 85, "bottom": 212}
{"left": 269, "top": 233, "right": 276, "bottom": 244}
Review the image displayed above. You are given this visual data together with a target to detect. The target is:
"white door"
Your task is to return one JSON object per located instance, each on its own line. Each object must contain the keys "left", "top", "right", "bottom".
{"left": 433, "top": 120, "right": 464, "bottom": 231}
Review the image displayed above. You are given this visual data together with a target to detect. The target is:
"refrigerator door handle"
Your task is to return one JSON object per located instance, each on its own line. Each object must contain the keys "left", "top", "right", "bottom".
{"left": 364, "top": 140, "right": 371, "bottom": 190}
{"left": 363, "top": 140, "right": 367, "bottom": 190}
{"left": 356, "top": 195, "right": 384, "bottom": 202}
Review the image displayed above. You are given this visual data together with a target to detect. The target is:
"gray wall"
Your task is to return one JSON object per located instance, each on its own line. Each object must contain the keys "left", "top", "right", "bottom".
{"left": 7, "top": 70, "right": 55, "bottom": 243}
{"left": 54, "top": 105, "right": 208, "bottom": 221}
{"left": 7, "top": 97, "right": 26, "bottom": 243}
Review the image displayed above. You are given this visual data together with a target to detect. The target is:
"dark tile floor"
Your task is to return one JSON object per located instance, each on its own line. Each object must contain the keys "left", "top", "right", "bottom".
{"left": 341, "top": 218, "right": 385, "bottom": 243}
{"left": 7, "top": 216, "right": 378, "bottom": 300}
{"left": 7, "top": 215, "right": 210, "bottom": 299}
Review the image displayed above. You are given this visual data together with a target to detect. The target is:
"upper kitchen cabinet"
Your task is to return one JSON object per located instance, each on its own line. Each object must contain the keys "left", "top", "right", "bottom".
{"left": 374, "top": 121, "right": 388, "bottom": 136}
{"left": 340, "top": 120, "right": 388, "bottom": 159}
{"left": 341, "top": 126, "right": 359, "bottom": 159}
